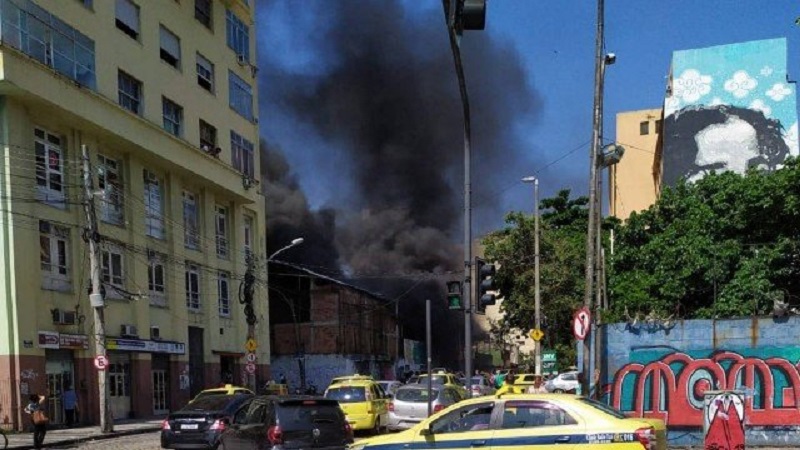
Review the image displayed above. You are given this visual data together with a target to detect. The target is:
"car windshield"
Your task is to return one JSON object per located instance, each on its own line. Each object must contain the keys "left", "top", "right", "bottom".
{"left": 325, "top": 387, "right": 366, "bottom": 403}
{"left": 578, "top": 397, "right": 627, "bottom": 419}
{"left": 396, "top": 387, "right": 439, "bottom": 402}
{"left": 184, "top": 395, "right": 240, "bottom": 411}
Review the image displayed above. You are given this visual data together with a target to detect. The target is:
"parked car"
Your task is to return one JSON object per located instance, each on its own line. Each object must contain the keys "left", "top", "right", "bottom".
{"left": 193, "top": 384, "right": 254, "bottom": 402}
{"left": 218, "top": 396, "right": 354, "bottom": 450}
{"left": 324, "top": 374, "right": 390, "bottom": 433}
{"left": 377, "top": 380, "right": 403, "bottom": 398}
{"left": 417, "top": 373, "right": 467, "bottom": 398}
{"left": 544, "top": 371, "right": 580, "bottom": 393}
{"left": 352, "top": 394, "right": 666, "bottom": 450}
{"left": 468, "top": 376, "right": 495, "bottom": 397}
{"left": 161, "top": 393, "right": 252, "bottom": 449}
{"left": 387, "top": 385, "right": 462, "bottom": 431}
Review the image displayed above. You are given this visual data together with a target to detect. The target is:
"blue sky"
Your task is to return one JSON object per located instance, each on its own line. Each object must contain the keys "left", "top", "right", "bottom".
{"left": 258, "top": 1, "right": 800, "bottom": 234}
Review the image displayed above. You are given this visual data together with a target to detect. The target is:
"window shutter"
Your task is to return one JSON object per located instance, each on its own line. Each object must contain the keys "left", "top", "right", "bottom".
{"left": 160, "top": 26, "right": 180, "bottom": 60}
{"left": 116, "top": 0, "right": 140, "bottom": 34}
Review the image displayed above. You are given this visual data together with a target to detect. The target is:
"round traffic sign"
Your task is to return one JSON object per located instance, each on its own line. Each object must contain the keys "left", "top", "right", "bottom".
{"left": 573, "top": 307, "right": 591, "bottom": 341}
{"left": 245, "top": 363, "right": 257, "bottom": 375}
{"left": 245, "top": 352, "right": 257, "bottom": 363}
{"left": 94, "top": 355, "right": 109, "bottom": 371}
{"left": 529, "top": 328, "right": 544, "bottom": 342}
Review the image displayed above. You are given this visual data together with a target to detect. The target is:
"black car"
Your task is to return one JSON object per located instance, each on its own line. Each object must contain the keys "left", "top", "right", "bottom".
{"left": 218, "top": 396, "right": 354, "bottom": 450}
{"left": 161, "top": 394, "right": 253, "bottom": 449}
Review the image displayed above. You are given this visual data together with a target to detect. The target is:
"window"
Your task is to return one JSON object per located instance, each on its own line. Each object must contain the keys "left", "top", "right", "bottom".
{"left": 200, "top": 120, "right": 217, "bottom": 151}
{"left": 185, "top": 262, "right": 201, "bottom": 310}
{"left": 39, "top": 221, "right": 70, "bottom": 290}
{"left": 183, "top": 191, "right": 200, "bottom": 250}
{"left": 115, "top": 0, "right": 140, "bottom": 39}
{"left": 228, "top": 71, "right": 253, "bottom": 120}
{"left": 655, "top": 119, "right": 663, "bottom": 135}
{"left": 118, "top": 71, "right": 142, "bottom": 115}
{"left": 225, "top": 9, "right": 250, "bottom": 61}
{"left": 109, "top": 361, "right": 130, "bottom": 397}
{"left": 159, "top": 26, "right": 181, "bottom": 69}
{"left": 430, "top": 402, "right": 495, "bottom": 434}
{"left": 218, "top": 271, "right": 230, "bottom": 316}
{"left": 101, "top": 243, "right": 124, "bottom": 289}
{"left": 196, "top": 53, "right": 215, "bottom": 92}
{"left": 231, "top": 131, "right": 255, "bottom": 178}
{"left": 148, "top": 251, "right": 167, "bottom": 306}
{"left": 215, "top": 206, "right": 228, "bottom": 258}
{"left": 143, "top": 170, "right": 164, "bottom": 239}
{"left": 34, "top": 128, "right": 65, "bottom": 206}
{"left": 195, "top": 0, "right": 212, "bottom": 28}
{"left": 162, "top": 97, "right": 183, "bottom": 137}
{"left": 97, "top": 155, "right": 124, "bottom": 225}
{"left": 243, "top": 214, "right": 253, "bottom": 259}
{"left": 500, "top": 401, "right": 577, "bottom": 429}
{"left": 77, "top": 0, "right": 93, "bottom": 8}
{"left": 1, "top": 0, "right": 96, "bottom": 89}
{"left": 639, "top": 120, "right": 650, "bottom": 135}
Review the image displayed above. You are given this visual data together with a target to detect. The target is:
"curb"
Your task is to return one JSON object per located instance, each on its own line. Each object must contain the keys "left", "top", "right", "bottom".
{"left": 8, "top": 426, "right": 160, "bottom": 449}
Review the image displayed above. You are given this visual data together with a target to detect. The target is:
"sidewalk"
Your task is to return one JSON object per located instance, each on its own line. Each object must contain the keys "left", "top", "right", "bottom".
{"left": 5, "top": 418, "right": 162, "bottom": 449}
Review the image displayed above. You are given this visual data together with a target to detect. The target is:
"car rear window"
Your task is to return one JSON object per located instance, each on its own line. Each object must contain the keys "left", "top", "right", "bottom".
{"left": 277, "top": 401, "right": 343, "bottom": 430}
{"left": 419, "top": 375, "right": 447, "bottom": 385}
{"left": 325, "top": 386, "right": 366, "bottom": 403}
{"left": 185, "top": 395, "right": 240, "bottom": 411}
{"left": 578, "top": 398, "right": 627, "bottom": 419}
{"left": 395, "top": 387, "right": 439, "bottom": 402}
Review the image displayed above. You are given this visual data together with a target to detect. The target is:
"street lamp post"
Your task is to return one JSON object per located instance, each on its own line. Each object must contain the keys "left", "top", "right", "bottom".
{"left": 521, "top": 176, "right": 541, "bottom": 375}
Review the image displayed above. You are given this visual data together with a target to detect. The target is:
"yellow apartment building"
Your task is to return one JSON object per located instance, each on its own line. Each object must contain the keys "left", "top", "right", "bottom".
{"left": 0, "top": 0, "right": 267, "bottom": 427}
{"left": 608, "top": 109, "right": 663, "bottom": 220}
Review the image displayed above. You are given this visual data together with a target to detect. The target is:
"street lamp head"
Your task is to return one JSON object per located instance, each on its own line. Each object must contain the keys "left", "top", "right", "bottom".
{"left": 604, "top": 53, "right": 617, "bottom": 65}
{"left": 290, "top": 238, "right": 305, "bottom": 246}
{"left": 521, "top": 176, "right": 538, "bottom": 185}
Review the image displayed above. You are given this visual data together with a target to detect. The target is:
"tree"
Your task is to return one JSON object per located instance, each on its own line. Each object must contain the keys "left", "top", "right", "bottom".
{"left": 608, "top": 158, "right": 800, "bottom": 321}
{"left": 482, "top": 190, "right": 595, "bottom": 366}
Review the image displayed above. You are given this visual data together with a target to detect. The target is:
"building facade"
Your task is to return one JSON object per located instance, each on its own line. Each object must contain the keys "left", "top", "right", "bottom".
{"left": 0, "top": 0, "right": 267, "bottom": 428}
{"left": 268, "top": 262, "right": 398, "bottom": 392}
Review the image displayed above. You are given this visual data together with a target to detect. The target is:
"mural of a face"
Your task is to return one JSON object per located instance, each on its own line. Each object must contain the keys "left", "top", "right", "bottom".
{"left": 690, "top": 117, "right": 758, "bottom": 182}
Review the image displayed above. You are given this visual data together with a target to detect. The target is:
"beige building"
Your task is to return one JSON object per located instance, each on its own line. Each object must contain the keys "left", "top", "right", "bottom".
{"left": 0, "top": 0, "right": 266, "bottom": 427}
{"left": 608, "top": 109, "right": 663, "bottom": 220}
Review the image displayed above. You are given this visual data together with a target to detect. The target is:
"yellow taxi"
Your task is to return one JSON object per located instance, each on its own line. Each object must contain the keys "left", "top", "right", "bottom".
{"left": 192, "top": 384, "right": 254, "bottom": 401}
{"left": 325, "top": 374, "right": 390, "bottom": 433}
{"left": 417, "top": 372, "right": 467, "bottom": 398}
{"left": 349, "top": 393, "right": 666, "bottom": 450}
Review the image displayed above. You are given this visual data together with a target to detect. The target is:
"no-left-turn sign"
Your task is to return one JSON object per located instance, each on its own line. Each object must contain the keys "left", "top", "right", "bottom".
{"left": 572, "top": 307, "right": 591, "bottom": 341}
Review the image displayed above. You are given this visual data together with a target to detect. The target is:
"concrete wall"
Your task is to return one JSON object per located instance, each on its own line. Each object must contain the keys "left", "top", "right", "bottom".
{"left": 602, "top": 316, "right": 800, "bottom": 447}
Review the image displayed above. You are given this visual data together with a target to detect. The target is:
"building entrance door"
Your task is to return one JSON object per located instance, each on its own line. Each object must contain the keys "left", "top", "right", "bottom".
{"left": 188, "top": 327, "right": 205, "bottom": 398}
{"left": 152, "top": 370, "right": 168, "bottom": 414}
{"left": 45, "top": 349, "right": 74, "bottom": 426}
{"left": 108, "top": 353, "right": 131, "bottom": 420}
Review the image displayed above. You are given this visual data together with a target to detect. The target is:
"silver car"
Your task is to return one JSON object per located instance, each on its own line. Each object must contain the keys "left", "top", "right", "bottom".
{"left": 469, "top": 376, "right": 495, "bottom": 396}
{"left": 387, "top": 385, "right": 461, "bottom": 431}
{"left": 378, "top": 380, "right": 403, "bottom": 397}
{"left": 545, "top": 371, "right": 580, "bottom": 393}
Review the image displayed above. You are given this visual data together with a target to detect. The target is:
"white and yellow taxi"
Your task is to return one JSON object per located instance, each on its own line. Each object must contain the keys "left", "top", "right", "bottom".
{"left": 325, "top": 374, "right": 390, "bottom": 433}
{"left": 350, "top": 393, "right": 666, "bottom": 450}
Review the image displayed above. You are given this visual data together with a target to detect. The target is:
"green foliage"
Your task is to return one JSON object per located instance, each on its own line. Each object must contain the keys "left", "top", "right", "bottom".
{"left": 482, "top": 189, "right": 593, "bottom": 367}
{"left": 608, "top": 158, "right": 800, "bottom": 320}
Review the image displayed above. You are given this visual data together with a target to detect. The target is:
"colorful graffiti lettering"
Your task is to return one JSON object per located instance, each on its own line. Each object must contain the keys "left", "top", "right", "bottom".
{"left": 704, "top": 392, "right": 745, "bottom": 450}
{"left": 611, "top": 351, "right": 800, "bottom": 426}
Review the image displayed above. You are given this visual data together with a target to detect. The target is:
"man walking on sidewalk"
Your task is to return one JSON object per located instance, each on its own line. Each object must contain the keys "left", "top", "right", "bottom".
{"left": 63, "top": 386, "right": 78, "bottom": 427}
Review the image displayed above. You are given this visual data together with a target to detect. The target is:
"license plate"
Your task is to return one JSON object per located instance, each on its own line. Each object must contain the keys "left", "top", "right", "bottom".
{"left": 181, "top": 424, "right": 199, "bottom": 430}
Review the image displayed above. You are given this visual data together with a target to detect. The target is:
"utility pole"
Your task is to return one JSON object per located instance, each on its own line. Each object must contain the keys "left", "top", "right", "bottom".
{"left": 82, "top": 145, "right": 112, "bottom": 433}
{"left": 426, "top": 299, "right": 433, "bottom": 416}
{"left": 522, "top": 176, "right": 541, "bottom": 375}
{"left": 242, "top": 255, "right": 257, "bottom": 391}
{"left": 582, "top": 0, "right": 605, "bottom": 396}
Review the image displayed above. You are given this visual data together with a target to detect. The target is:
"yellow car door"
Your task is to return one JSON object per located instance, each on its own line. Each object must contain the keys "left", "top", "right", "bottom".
{"left": 491, "top": 400, "right": 582, "bottom": 450}
{"left": 411, "top": 401, "right": 497, "bottom": 450}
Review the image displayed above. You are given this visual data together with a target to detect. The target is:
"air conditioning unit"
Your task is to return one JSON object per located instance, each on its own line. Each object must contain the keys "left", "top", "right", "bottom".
{"left": 121, "top": 324, "right": 139, "bottom": 338}
{"left": 51, "top": 309, "right": 77, "bottom": 325}
{"left": 151, "top": 326, "right": 161, "bottom": 340}
{"left": 237, "top": 54, "right": 248, "bottom": 66}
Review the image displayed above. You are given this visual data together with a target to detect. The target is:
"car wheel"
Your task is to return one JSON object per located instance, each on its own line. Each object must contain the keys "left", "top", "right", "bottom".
{"left": 372, "top": 417, "right": 381, "bottom": 435}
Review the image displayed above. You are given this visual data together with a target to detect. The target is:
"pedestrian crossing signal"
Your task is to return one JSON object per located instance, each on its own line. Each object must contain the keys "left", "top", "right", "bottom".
{"left": 446, "top": 281, "right": 463, "bottom": 310}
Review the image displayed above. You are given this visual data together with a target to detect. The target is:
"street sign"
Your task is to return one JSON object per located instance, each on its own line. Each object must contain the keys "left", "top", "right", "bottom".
{"left": 245, "top": 338, "right": 258, "bottom": 352}
{"left": 94, "top": 355, "right": 108, "bottom": 371}
{"left": 529, "top": 328, "right": 544, "bottom": 342}
{"left": 573, "top": 307, "right": 591, "bottom": 341}
{"left": 542, "top": 350, "right": 557, "bottom": 374}
{"left": 245, "top": 363, "right": 257, "bottom": 375}
{"left": 245, "top": 352, "right": 257, "bottom": 363}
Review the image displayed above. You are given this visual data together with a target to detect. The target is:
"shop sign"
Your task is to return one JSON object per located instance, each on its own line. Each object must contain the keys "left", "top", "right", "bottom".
{"left": 38, "top": 331, "right": 91, "bottom": 350}
{"left": 38, "top": 331, "right": 60, "bottom": 349}
{"left": 106, "top": 338, "right": 185, "bottom": 354}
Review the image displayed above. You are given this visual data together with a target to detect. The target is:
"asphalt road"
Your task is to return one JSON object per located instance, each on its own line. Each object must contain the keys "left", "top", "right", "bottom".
{"left": 50, "top": 431, "right": 161, "bottom": 449}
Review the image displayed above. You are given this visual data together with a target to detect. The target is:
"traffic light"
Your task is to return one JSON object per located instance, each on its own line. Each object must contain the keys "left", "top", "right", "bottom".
{"left": 475, "top": 257, "right": 498, "bottom": 309}
{"left": 454, "top": 0, "right": 486, "bottom": 31}
{"left": 446, "top": 281, "right": 463, "bottom": 310}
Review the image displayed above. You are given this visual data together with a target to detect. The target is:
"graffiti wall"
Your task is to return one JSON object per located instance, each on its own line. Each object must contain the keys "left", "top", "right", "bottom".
{"left": 604, "top": 317, "right": 800, "bottom": 446}
{"left": 662, "top": 38, "right": 799, "bottom": 186}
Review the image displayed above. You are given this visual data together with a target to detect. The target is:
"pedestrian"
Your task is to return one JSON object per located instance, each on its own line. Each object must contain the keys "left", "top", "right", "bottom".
{"left": 496, "top": 373, "right": 524, "bottom": 395}
{"left": 527, "top": 374, "right": 547, "bottom": 394}
{"left": 24, "top": 393, "right": 48, "bottom": 449}
{"left": 63, "top": 385, "right": 78, "bottom": 427}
